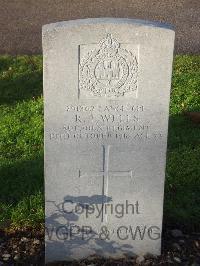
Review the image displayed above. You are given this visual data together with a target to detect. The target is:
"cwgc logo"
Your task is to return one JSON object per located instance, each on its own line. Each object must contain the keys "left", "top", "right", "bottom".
{"left": 79, "top": 34, "right": 138, "bottom": 97}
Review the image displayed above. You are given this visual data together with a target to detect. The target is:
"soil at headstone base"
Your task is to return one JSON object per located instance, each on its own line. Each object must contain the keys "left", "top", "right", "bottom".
{"left": 0, "top": 228, "right": 200, "bottom": 265}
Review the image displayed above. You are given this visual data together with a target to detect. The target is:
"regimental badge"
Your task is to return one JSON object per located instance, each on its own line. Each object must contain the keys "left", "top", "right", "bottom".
{"left": 79, "top": 34, "right": 138, "bottom": 98}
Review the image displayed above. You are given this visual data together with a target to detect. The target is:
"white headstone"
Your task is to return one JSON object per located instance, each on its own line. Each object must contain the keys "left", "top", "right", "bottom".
{"left": 43, "top": 18, "right": 175, "bottom": 263}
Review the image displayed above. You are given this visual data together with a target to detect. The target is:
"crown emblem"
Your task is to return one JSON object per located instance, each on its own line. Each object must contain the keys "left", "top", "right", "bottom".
{"left": 100, "top": 33, "right": 120, "bottom": 50}
{"left": 79, "top": 34, "right": 138, "bottom": 98}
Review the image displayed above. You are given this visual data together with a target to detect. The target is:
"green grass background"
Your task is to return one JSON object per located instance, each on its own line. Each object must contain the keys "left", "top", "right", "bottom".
{"left": 0, "top": 55, "right": 199, "bottom": 230}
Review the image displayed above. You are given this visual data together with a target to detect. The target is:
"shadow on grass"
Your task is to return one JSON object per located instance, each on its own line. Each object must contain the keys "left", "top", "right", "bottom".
{"left": 164, "top": 114, "right": 200, "bottom": 231}
{"left": 167, "top": 114, "right": 200, "bottom": 150}
{"left": 0, "top": 155, "right": 44, "bottom": 227}
{"left": 0, "top": 156, "right": 43, "bottom": 204}
{"left": 0, "top": 71, "right": 42, "bottom": 105}
{"left": 0, "top": 157, "right": 44, "bottom": 229}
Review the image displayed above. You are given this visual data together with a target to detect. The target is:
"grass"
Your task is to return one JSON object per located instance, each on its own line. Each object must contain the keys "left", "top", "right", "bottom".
{"left": 0, "top": 56, "right": 43, "bottom": 228}
{"left": 0, "top": 55, "right": 200, "bottom": 231}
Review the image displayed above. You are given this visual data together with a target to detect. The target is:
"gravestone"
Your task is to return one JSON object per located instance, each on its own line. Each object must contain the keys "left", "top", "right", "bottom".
{"left": 43, "top": 18, "right": 175, "bottom": 262}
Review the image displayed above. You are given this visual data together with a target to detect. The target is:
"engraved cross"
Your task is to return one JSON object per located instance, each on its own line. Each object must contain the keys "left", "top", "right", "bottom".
{"left": 79, "top": 145, "right": 133, "bottom": 222}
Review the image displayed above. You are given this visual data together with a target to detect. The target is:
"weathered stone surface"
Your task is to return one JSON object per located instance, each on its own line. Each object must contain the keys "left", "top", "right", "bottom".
{"left": 43, "top": 18, "right": 175, "bottom": 263}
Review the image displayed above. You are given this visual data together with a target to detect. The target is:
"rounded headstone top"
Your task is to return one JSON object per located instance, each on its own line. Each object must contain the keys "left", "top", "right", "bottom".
{"left": 42, "top": 17, "right": 174, "bottom": 33}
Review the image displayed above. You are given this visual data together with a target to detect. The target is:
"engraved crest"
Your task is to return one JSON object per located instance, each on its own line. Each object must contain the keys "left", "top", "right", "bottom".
{"left": 79, "top": 34, "right": 138, "bottom": 98}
